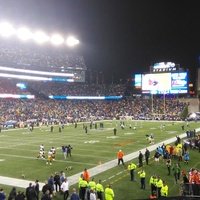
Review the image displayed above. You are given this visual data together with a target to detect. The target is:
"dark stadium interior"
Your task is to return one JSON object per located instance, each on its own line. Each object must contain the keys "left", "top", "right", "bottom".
{"left": 0, "top": 1, "right": 200, "bottom": 200}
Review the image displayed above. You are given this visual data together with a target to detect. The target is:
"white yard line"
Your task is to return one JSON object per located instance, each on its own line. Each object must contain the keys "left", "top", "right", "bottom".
{"left": 0, "top": 153, "right": 96, "bottom": 166}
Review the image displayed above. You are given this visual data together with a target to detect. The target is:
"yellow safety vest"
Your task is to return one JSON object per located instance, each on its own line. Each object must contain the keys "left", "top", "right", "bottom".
{"left": 138, "top": 171, "right": 146, "bottom": 178}
{"left": 79, "top": 179, "right": 88, "bottom": 188}
{"left": 96, "top": 183, "right": 104, "bottom": 192}
{"left": 156, "top": 179, "right": 163, "bottom": 188}
{"left": 161, "top": 185, "right": 168, "bottom": 196}
{"left": 128, "top": 163, "right": 137, "bottom": 170}
{"left": 105, "top": 187, "right": 114, "bottom": 200}
{"left": 88, "top": 181, "right": 96, "bottom": 190}
{"left": 149, "top": 177, "right": 157, "bottom": 185}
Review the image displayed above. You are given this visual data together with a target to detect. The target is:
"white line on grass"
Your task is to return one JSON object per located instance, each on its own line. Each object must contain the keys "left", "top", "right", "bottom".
{"left": 108, "top": 175, "right": 115, "bottom": 179}
{"left": 116, "top": 171, "right": 123, "bottom": 175}
{"left": 0, "top": 153, "right": 96, "bottom": 166}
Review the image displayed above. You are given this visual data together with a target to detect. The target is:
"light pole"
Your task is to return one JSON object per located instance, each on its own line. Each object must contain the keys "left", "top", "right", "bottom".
{"left": 163, "top": 92, "right": 166, "bottom": 115}
{"left": 151, "top": 92, "right": 154, "bottom": 115}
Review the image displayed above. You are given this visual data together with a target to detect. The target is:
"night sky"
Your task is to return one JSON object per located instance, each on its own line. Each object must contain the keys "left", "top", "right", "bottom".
{"left": 0, "top": 0, "right": 200, "bottom": 83}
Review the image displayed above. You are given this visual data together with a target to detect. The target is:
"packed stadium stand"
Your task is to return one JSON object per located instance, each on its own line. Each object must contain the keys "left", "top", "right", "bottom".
{"left": 27, "top": 82, "right": 126, "bottom": 96}
{"left": 0, "top": 36, "right": 194, "bottom": 128}
{"left": 0, "top": 94, "right": 188, "bottom": 127}
{"left": 0, "top": 79, "right": 31, "bottom": 94}
{"left": 0, "top": 40, "right": 86, "bottom": 70}
{"left": 0, "top": 39, "right": 86, "bottom": 82}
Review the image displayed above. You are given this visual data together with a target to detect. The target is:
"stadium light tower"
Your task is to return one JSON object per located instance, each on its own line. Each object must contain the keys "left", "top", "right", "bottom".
{"left": 17, "top": 27, "right": 33, "bottom": 41}
{"left": 0, "top": 22, "right": 15, "bottom": 37}
{"left": 66, "top": 36, "right": 79, "bottom": 47}
{"left": 151, "top": 93, "right": 154, "bottom": 114}
{"left": 163, "top": 92, "right": 166, "bottom": 115}
{"left": 0, "top": 20, "right": 80, "bottom": 47}
{"left": 50, "top": 34, "right": 64, "bottom": 45}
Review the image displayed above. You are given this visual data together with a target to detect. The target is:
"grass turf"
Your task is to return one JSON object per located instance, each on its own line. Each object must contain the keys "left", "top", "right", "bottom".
{"left": 0, "top": 120, "right": 199, "bottom": 199}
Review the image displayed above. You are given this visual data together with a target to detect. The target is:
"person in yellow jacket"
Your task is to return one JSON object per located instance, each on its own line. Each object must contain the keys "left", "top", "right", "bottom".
{"left": 88, "top": 177, "right": 96, "bottom": 190}
{"left": 128, "top": 162, "right": 137, "bottom": 181}
{"left": 149, "top": 175, "right": 157, "bottom": 196}
{"left": 78, "top": 174, "right": 83, "bottom": 189}
{"left": 79, "top": 177, "right": 88, "bottom": 200}
{"left": 138, "top": 169, "right": 146, "bottom": 189}
{"left": 156, "top": 176, "right": 163, "bottom": 198}
{"left": 87, "top": 177, "right": 96, "bottom": 200}
{"left": 161, "top": 181, "right": 168, "bottom": 197}
{"left": 105, "top": 184, "right": 114, "bottom": 200}
{"left": 96, "top": 179, "right": 104, "bottom": 200}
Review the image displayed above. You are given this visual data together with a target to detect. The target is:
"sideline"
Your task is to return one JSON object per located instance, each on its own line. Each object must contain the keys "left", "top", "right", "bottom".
{"left": 0, "top": 120, "right": 185, "bottom": 133}
{"left": 0, "top": 130, "right": 194, "bottom": 190}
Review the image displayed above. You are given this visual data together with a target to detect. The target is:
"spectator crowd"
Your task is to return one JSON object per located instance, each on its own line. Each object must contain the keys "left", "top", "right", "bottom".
{"left": 0, "top": 96, "right": 187, "bottom": 127}
{"left": 0, "top": 40, "right": 86, "bottom": 71}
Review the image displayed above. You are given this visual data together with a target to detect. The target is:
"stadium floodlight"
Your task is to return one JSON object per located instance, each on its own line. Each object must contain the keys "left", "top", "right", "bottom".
{"left": 0, "top": 66, "right": 75, "bottom": 77}
{"left": 67, "top": 96, "right": 104, "bottom": 100}
{"left": 33, "top": 31, "right": 49, "bottom": 44}
{"left": 17, "top": 27, "right": 33, "bottom": 41}
{"left": 0, "top": 94, "right": 35, "bottom": 99}
{"left": 0, "top": 73, "right": 52, "bottom": 81}
{"left": 0, "top": 22, "right": 15, "bottom": 37}
{"left": 50, "top": 34, "right": 64, "bottom": 45}
{"left": 67, "top": 79, "right": 74, "bottom": 82}
{"left": 66, "top": 36, "right": 79, "bottom": 47}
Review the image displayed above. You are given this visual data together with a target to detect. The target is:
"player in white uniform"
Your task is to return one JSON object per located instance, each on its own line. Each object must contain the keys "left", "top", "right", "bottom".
{"left": 37, "top": 144, "right": 45, "bottom": 159}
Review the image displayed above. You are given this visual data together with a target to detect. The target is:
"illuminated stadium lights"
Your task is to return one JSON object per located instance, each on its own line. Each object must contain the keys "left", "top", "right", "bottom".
{"left": 0, "top": 72, "right": 75, "bottom": 82}
{"left": 0, "top": 66, "right": 75, "bottom": 77}
{"left": 0, "top": 73, "right": 52, "bottom": 81}
{"left": 48, "top": 95, "right": 123, "bottom": 100}
{"left": 0, "top": 20, "right": 80, "bottom": 47}
{"left": 50, "top": 34, "right": 64, "bottom": 45}
{"left": 64, "top": 96, "right": 105, "bottom": 100}
{"left": 66, "top": 36, "right": 80, "bottom": 47}
{"left": 17, "top": 27, "right": 33, "bottom": 41}
{"left": 0, "top": 94, "right": 35, "bottom": 99}
{"left": 0, "top": 22, "right": 15, "bottom": 37}
{"left": 33, "top": 31, "right": 49, "bottom": 44}
{"left": 16, "top": 83, "right": 27, "bottom": 89}
{"left": 51, "top": 77, "right": 74, "bottom": 82}
{"left": 67, "top": 79, "right": 74, "bottom": 82}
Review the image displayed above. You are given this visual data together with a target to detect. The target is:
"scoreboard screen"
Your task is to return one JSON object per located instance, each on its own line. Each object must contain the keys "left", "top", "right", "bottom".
{"left": 134, "top": 74, "right": 142, "bottom": 88}
{"left": 142, "top": 73, "right": 171, "bottom": 93}
{"left": 170, "top": 72, "right": 188, "bottom": 94}
{"left": 134, "top": 72, "right": 188, "bottom": 94}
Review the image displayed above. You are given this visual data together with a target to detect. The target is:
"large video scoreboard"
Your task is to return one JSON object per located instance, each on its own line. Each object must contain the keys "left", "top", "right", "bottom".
{"left": 133, "top": 72, "right": 188, "bottom": 94}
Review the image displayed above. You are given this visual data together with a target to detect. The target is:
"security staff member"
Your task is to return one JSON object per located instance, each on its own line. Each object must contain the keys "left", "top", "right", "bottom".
{"left": 96, "top": 180, "right": 104, "bottom": 200}
{"left": 87, "top": 178, "right": 96, "bottom": 200}
{"left": 128, "top": 162, "right": 137, "bottom": 181}
{"left": 161, "top": 181, "right": 168, "bottom": 197}
{"left": 138, "top": 169, "right": 146, "bottom": 189}
{"left": 149, "top": 175, "right": 158, "bottom": 196}
{"left": 105, "top": 184, "right": 114, "bottom": 200}
{"left": 156, "top": 176, "right": 163, "bottom": 198}
{"left": 79, "top": 178, "right": 88, "bottom": 200}
{"left": 88, "top": 177, "right": 96, "bottom": 191}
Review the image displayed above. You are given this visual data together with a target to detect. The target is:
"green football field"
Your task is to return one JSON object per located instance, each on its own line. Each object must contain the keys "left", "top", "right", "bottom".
{"left": 0, "top": 120, "right": 200, "bottom": 199}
